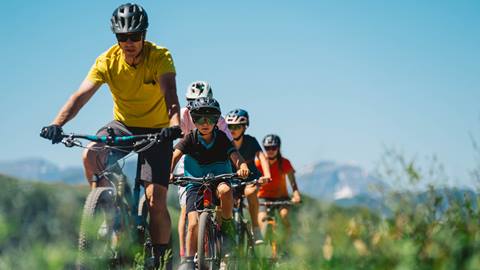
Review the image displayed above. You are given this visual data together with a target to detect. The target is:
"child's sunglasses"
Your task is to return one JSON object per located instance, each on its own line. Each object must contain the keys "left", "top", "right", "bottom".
{"left": 264, "top": 146, "right": 279, "bottom": 151}
{"left": 192, "top": 115, "right": 218, "bottom": 125}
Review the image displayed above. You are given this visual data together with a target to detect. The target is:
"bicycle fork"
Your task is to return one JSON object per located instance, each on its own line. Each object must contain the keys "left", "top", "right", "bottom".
{"left": 263, "top": 217, "right": 277, "bottom": 259}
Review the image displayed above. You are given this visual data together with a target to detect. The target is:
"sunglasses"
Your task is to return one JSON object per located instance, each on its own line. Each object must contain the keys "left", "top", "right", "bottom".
{"left": 228, "top": 124, "right": 244, "bottom": 130}
{"left": 264, "top": 146, "right": 278, "bottom": 151}
{"left": 193, "top": 116, "right": 218, "bottom": 125}
{"left": 116, "top": 32, "right": 144, "bottom": 42}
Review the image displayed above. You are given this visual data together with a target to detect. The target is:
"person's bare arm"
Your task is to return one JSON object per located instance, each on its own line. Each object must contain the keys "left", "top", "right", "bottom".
{"left": 170, "top": 149, "right": 184, "bottom": 182}
{"left": 256, "top": 151, "right": 272, "bottom": 179}
{"left": 170, "top": 149, "right": 184, "bottom": 174}
{"left": 230, "top": 151, "right": 249, "bottom": 178}
{"left": 52, "top": 78, "right": 102, "bottom": 126}
{"left": 287, "top": 171, "right": 302, "bottom": 203}
{"left": 159, "top": 72, "right": 180, "bottom": 127}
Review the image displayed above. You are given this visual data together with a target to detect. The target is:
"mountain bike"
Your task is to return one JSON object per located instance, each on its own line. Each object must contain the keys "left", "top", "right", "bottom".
{"left": 58, "top": 127, "right": 174, "bottom": 269}
{"left": 172, "top": 173, "right": 241, "bottom": 270}
{"left": 259, "top": 200, "right": 293, "bottom": 265}
{"left": 228, "top": 178, "right": 261, "bottom": 270}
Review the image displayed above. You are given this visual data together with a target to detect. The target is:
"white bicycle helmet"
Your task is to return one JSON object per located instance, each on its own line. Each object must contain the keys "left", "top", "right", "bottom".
{"left": 186, "top": 81, "right": 213, "bottom": 100}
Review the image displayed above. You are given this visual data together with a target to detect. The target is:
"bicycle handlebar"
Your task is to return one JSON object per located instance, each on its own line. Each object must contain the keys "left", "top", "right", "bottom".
{"left": 259, "top": 200, "right": 293, "bottom": 207}
{"left": 171, "top": 173, "right": 239, "bottom": 186}
{"left": 230, "top": 178, "right": 261, "bottom": 188}
{"left": 59, "top": 125, "right": 179, "bottom": 148}
{"left": 61, "top": 133, "right": 160, "bottom": 146}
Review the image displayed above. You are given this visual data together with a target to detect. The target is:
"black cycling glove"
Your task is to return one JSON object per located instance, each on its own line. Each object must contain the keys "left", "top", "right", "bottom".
{"left": 160, "top": 126, "right": 182, "bottom": 141}
{"left": 40, "top": 124, "right": 64, "bottom": 144}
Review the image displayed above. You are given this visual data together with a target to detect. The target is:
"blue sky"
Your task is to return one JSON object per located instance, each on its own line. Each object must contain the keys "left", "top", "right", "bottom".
{"left": 1, "top": 1, "right": 479, "bottom": 186}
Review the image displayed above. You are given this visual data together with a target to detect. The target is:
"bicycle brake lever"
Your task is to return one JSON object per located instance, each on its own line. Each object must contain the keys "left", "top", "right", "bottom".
{"left": 63, "top": 139, "right": 75, "bottom": 148}
{"left": 63, "top": 136, "right": 81, "bottom": 148}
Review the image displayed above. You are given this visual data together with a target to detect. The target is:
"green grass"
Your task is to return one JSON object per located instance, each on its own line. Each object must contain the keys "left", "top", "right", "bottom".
{"left": 1, "top": 159, "right": 480, "bottom": 270}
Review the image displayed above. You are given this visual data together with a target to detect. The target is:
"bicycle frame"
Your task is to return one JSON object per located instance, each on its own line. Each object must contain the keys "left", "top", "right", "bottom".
{"left": 260, "top": 200, "right": 292, "bottom": 260}
{"left": 232, "top": 179, "right": 259, "bottom": 256}
{"left": 172, "top": 173, "right": 240, "bottom": 269}
{"left": 57, "top": 128, "right": 171, "bottom": 269}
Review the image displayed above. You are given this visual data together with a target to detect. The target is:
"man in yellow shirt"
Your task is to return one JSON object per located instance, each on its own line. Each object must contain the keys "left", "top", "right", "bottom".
{"left": 40, "top": 3, "right": 180, "bottom": 269}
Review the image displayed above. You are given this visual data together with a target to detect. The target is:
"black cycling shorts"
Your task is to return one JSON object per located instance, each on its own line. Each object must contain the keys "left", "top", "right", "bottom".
{"left": 185, "top": 181, "right": 232, "bottom": 214}
{"left": 96, "top": 120, "right": 172, "bottom": 187}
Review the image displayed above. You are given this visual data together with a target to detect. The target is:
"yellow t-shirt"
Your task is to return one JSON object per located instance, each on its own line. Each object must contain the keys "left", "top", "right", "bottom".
{"left": 87, "top": 41, "right": 175, "bottom": 128}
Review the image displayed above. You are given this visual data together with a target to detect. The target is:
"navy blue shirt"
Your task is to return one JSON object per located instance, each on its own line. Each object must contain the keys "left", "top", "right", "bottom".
{"left": 234, "top": 135, "right": 262, "bottom": 178}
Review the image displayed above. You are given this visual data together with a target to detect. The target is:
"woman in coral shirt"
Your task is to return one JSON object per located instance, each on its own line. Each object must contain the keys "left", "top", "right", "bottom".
{"left": 255, "top": 134, "right": 301, "bottom": 240}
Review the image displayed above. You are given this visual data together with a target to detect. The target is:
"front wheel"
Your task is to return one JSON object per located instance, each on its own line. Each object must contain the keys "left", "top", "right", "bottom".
{"left": 77, "top": 187, "right": 116, "bottom": 270}
{"left": 198, "top": 212, "right": 220, "bottom": 270}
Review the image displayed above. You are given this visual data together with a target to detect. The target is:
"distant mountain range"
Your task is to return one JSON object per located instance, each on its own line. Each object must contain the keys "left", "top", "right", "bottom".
{"left": 0, "top": 157, "right": 137, "bottom": 184}
{"left": 297, "top": 161, "right": 477, "bottom": 213}
{"left": 297, "top": 161, "right": 388, "bottom": 201}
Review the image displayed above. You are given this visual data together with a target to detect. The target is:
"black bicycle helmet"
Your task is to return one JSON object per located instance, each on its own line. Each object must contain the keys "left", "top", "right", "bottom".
{"left": 263, "top": 134, "right": 281, "bottom": 148}
{"left": 111, "top": 3, "right": 149, "bottom": 34}
{"left": 190, "top": 97, "right": 221, "bottom": 117}
{"left": 225, "top": 109, "right": 249, "bottom": 126}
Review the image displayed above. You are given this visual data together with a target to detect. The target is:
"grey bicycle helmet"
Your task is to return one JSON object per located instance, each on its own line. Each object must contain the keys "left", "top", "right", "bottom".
{"left": 190, "top": 97, "right": 221, "bottom": 117}
{"left": 225, "top": 109, "right": 249, "bottom": 126}
{"left": 263, "top": 134, "right": 281, "bottom": 148}
{"left": 111, "top": 3, "right": 149, "bottom": 34}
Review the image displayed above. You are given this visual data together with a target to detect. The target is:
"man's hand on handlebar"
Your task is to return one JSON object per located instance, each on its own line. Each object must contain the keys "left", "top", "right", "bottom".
{"left": 40, "top": 124, "right": 64, "bottom": 144}
{"left": 160, "top": 126, "right": 182, "bottom": 141}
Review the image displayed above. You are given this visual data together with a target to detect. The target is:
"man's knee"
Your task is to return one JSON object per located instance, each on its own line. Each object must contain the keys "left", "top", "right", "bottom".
{"left": 145, "top": 183, "right": 168, "bottom": 211}
{"left": 83, "top": 142, "right": 103, "bottom": 162}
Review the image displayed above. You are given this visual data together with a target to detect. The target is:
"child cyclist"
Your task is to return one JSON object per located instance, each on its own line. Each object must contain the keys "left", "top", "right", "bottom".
{"left": 171, "top": 97, "right": 249, "bottom": 270}
{"left": 255, "top": 134, "right": 301, "bottom": 243}
{"left": 225, "top": 109, "right": 271, "bottom": 244}
{"left": 176, "top": 81, "right": 233, "bottom": 258}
